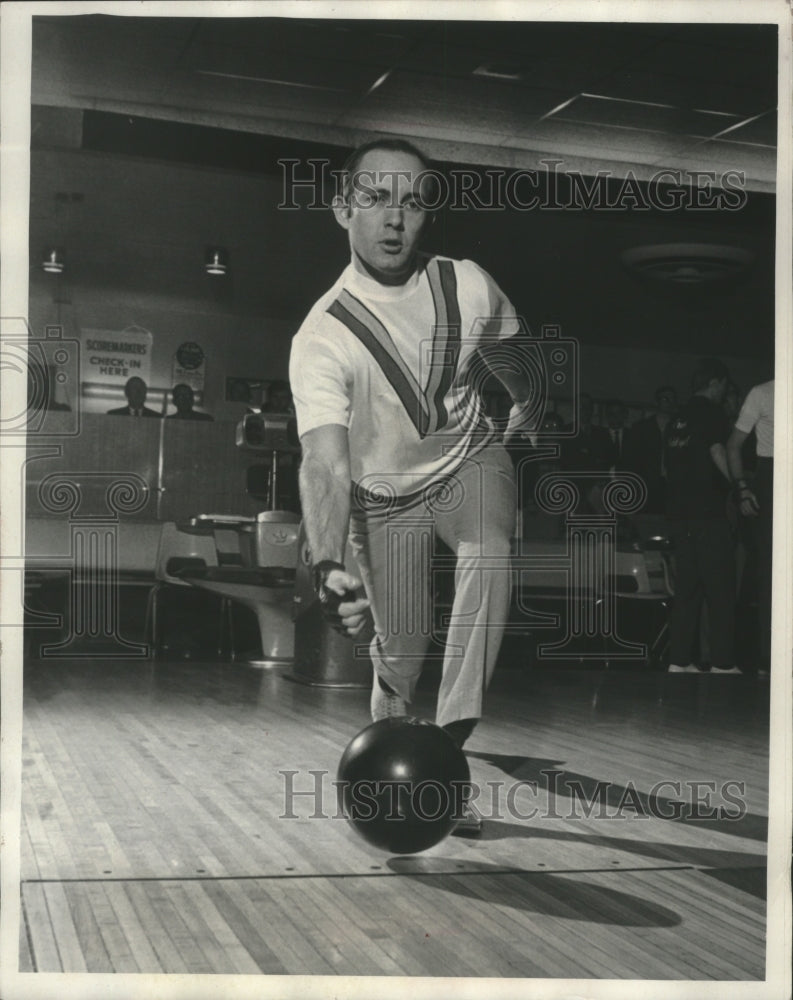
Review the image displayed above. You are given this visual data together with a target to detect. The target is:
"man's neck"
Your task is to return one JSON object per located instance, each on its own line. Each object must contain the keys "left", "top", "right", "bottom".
{"left": 351, "top": 250, "right": 418, "bottom": 288}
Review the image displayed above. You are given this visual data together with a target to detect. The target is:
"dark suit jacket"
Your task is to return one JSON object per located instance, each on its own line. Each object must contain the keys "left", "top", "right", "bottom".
{"left": 561, "top": 423, "right": 617, "bottom": 473}
{"left": 166, "top": 411, "right": 214, "bottom": 421}
{"left": 106, "top": 405, "right": 161, "bottom": 417}
{"left": 622, "top": 416, "right": 667, "bottom": 512}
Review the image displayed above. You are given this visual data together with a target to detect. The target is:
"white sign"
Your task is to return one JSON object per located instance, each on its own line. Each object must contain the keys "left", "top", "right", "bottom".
{"left": 80, "top": 327, "right": 153, "bottom": 387}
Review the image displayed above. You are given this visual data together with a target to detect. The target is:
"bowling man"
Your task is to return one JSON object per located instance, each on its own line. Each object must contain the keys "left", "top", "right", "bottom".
{"left": 289, "top": 139, "right": 533, "bottom": 767}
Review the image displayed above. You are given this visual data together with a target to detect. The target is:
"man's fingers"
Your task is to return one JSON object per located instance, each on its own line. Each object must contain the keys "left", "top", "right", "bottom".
{"left": 324, "top": 570, "right": 362, "bottom": 595}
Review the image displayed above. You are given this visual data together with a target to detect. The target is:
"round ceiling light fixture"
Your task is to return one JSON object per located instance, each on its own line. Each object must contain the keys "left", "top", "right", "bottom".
{"left": 620, "top": 243, "right": 754, "bottom": 284}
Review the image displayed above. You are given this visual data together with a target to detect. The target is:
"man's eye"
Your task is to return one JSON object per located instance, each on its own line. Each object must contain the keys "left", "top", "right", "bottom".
{"left": 404, "top": 199, "right": 422, "bottom": 212}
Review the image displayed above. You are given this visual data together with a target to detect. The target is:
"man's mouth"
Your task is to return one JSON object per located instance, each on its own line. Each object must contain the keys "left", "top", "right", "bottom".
{"left": 380, "top": 240, "right": 403, "bottom": 253}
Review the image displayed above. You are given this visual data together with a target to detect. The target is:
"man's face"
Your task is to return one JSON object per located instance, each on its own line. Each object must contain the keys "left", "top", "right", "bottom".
{"left": 656, "top": 389, "right": 677, "bottom": 414}
{"left": 335, "top": 148, "right": 432, "bottom": 285}
{"left": 126, "top": 379, "right": 147, "bottom": 409}
{"left": 173, "top": 386, "right": 193, "bottom": 412}
{"left": 270, "top": 390, "right": 291, "bottom": 412}
{"left": 606, "top": 404, "right": 626, "bottom": 429}
{"left": 712, "top": 377, "right": 728, "bottom": 403}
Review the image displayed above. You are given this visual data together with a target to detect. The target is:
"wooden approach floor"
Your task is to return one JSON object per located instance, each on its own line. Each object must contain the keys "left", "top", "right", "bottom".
{"left": 18, "top": 656, "right": 769, "bottom": 980}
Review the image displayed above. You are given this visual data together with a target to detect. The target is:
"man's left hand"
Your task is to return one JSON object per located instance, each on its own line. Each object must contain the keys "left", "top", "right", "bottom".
{"left": 504, "top": 398, "right": 535, "bottom": 447}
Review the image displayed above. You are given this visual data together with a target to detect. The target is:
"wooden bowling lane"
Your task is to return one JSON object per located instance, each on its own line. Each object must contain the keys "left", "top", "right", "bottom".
{"left": 18, "top": 657, "right": 769, "bottom": 977}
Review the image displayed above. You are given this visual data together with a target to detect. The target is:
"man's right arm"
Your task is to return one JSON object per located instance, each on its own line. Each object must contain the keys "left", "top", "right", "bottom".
{"left": 298, "top": 423, "right": 370, "bottom": 634}
{"left": 299, "top": 423, "right": 352, "bottom": 565}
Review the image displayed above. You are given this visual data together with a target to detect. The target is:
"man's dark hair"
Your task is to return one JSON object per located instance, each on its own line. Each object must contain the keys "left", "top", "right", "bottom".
{"left": 338, "top": 137, "right": 438, "bottom": 205}
{"left": 692, "top": 357, "right": 729, "bottom": 392}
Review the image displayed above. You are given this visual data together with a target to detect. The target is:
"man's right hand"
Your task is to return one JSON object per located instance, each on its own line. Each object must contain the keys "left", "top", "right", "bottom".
{"left": 318, "top": 568, "right": 370, "bottom": 637}
{"left": 737, "top": 486, "right": 760, "bottom": 517}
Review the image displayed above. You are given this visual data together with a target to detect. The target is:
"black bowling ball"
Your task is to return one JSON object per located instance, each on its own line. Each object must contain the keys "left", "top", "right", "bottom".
{"left": 337, "top": 717, "right": 471, "bottom": 854}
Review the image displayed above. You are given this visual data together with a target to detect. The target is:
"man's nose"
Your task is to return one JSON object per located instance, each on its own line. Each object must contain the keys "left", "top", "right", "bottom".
{"left": 383, "top": 204, "right": 404, "bottom": 227}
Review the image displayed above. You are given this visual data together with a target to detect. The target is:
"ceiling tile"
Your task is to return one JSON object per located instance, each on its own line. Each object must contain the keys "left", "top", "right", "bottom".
{"left": 652, "top": 141, "right": 776, "bottom": 182}
{"left": 592, "top": 69, "right": 772, "bottom": 118}
{"left": 510, "top": 119, "right": 683, "bottom": 162}
{"left": 712, "top": 111, "right": 778, "bottom": 147}
{"left": 550, "top": 94, "right": 743, "bottom": 140}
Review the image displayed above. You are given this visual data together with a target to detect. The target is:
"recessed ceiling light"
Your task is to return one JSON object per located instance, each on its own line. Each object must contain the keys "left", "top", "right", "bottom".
{"left": 196, "top": 70, "right": 347, "bottom": 93}
{"left": 473, "top": 64, "right": 523, "bottom": 82}
{"left": 366, "top": 70, "right": 392, "bottom": 96}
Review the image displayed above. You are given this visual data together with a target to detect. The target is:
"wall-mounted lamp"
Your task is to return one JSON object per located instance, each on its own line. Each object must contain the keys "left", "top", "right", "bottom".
{"left": 205, "top": 247, "right": 229, "bottom": 276}
{"left": 42, "top": 247, "right": 65, "bottom": 274}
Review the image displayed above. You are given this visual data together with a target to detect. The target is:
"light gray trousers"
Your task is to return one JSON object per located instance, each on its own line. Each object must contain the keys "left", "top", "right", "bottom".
{"left": 349, "top": 445, "right": 516, "bottom": 728}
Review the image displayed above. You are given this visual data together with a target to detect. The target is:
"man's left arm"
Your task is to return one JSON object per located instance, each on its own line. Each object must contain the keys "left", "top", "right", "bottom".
{"left": 481, "top": 354, "right": 533, "bottom": 445}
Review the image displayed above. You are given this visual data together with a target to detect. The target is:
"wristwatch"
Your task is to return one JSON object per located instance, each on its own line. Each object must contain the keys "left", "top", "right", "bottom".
{"left": 312, "top": 560, "right": 345, "bottom": 595}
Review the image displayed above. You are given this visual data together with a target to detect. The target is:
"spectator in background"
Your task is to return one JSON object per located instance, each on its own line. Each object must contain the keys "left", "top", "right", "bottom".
{"left": 603, "top": 399, "right": 628, "bottom": 471}
{"left": 107, "top": 376, "right": 160, "bottom": 417}
{"left": 263, "top": 380, "right": 294, "bottom": 414}
{"left": 507, "top": 409, "right": 565, "bottom": 533}
{"left": 727, "top": 378, "right": 774, "bottom": 675}
{"left": 665, "top": 358, "right": 739, "bottom": 675}
{"left": 623, "top": 385, "right": 678, "bottom": 514}
{"left": 561, "top": 392, "right": 616, "bottom": 513}
{"left": 167, "top": 383, "right": 214, "bottom": 421}
{"left": 562, "top": 393, "right": 614, "bottom": 473}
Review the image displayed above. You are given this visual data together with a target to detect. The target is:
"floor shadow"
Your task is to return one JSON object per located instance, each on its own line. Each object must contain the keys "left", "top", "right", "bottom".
{"left": 386, "top": 856, "right": 682, "bottom": 926}
{"left": 700, "top": 865, "right": 767, "bottom": 901}
{"left": 464, "top": 814, "right": 766, "bottom": 871}
{"left": 467, "top": 750, "right": 768, "bottom": 842}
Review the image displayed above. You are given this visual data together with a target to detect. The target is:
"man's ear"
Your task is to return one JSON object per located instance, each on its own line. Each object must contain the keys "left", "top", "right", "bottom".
{"left": 332, "top": 195, "right": 352, "bottom": 231}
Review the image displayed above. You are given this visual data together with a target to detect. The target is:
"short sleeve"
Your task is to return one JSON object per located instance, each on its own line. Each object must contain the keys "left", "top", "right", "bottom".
{"left": 289, "top": 329, "right": 351, "bottom": 437}
{"left": 465, "top": 260, "right": 522, "bottom": 342}
{"left": 734, "top": 386, "right": 762, "bottom": 436}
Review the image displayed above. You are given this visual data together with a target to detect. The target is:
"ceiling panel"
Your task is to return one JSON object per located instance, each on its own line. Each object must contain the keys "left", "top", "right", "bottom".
{"left": 622, "top": 36, "right": 778, "bottom": 92}
{"left": 510, "top": 119, "right": 689, "bottom": 162}
{"left": 652, "top": 140, "right": 776, "bottom": 180}
{"left": 550, "top": 94, "right": 742, "bottom": 139}
{"left": 593, "top": 69, "right": 771, "bottom": 118}
{"left": 184, "top": 41, "right": 384, "bottom": 95}
{"left": 714, "top": 111, "right": 778, "bottom": 147}
{"left": 162, "top": 72, "right": 361, "bottom": 125}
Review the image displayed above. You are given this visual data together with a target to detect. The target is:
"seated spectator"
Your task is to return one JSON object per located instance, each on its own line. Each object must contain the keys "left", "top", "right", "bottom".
{"left": 167, "top": 383, "right": 214, "bottom": 421}
{"left": 262, "top": 380, "right": 294, "bottom": 414}
{"left": 107, "top": 377, "right": 160, "bottom": 417}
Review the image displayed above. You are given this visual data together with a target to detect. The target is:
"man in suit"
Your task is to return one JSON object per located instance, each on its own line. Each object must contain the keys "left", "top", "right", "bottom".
{"left": 107, "top": 376, "right": 160, "bottom": 417}
{"left": 166, "top": 383, "right": 214, "bottom": 421}
{"left": 603, "top": 398, "right": 629, "bottom": 471}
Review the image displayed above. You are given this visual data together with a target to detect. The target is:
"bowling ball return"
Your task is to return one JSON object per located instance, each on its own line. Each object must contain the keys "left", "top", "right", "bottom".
{"left": 337, "top": 717, "right": 471, "bottom": 854}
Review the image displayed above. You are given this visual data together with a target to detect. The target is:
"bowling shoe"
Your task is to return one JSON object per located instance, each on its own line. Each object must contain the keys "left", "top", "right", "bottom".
{"left": 452, "top": 799, "right": 483, "bottom": 837}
